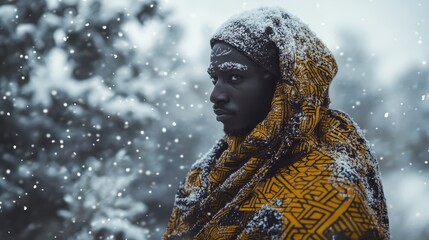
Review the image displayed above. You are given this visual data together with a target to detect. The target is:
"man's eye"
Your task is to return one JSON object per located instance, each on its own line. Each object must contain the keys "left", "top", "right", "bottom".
{"left": 230, "top": 75, "right": 242, "bottom": 82}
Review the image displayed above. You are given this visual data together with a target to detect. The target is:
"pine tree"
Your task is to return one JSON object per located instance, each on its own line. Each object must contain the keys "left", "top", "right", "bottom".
{"left": 0, "top": 0, "right": 194, "bottom": 239}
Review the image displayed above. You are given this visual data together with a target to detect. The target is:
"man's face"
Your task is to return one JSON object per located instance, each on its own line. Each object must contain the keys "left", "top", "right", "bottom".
{"left": 208, "top": 42, "right": 277, "bottom": 136}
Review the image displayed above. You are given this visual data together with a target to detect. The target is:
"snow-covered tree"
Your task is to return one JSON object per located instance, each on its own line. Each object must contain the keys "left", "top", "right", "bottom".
{"left": 0, "top": 0, "right": 204, "bottom": 239}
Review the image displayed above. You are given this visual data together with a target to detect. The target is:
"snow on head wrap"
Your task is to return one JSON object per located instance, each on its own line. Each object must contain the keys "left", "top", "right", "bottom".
{"left": 210, "top": 19, "right": 280, "bottom": 77}
{"left": 210, "top": 7, "right": 338, "bottom": 106}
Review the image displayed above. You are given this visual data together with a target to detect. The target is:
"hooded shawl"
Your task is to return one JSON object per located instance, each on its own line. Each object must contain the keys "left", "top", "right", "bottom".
{"left": 164, "top": 7, "right": 389, "bottom": 240}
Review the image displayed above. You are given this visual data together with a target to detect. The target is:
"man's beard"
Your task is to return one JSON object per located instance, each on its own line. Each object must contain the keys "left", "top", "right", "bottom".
{"left": 223, "top": 125, "right": 254, "bottom": 137}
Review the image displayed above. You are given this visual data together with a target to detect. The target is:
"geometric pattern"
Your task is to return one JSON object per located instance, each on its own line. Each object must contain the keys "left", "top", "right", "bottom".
{"left": 164, "top": 7, "right": 389, "bottom": 240}
{"left": 238, "top": 150, "right": 377, "bottom": 239}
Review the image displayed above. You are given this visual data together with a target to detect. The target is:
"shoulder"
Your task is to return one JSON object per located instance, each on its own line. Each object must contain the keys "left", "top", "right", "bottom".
{"left": 242, "top": 149, "right": 385, "bottom": 239}
{"left": 244, "top": 149, "right": 362, "bottom": 209}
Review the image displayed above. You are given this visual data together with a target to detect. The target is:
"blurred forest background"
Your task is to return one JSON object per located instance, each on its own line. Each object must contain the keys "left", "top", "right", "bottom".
{"left": 0, "top": 0, "right": 428, "bottom": 239}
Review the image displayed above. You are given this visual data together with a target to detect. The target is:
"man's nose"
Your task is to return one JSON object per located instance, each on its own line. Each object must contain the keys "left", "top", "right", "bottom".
{"left": 210, "top": 82, "right": 229, "bottom": 104}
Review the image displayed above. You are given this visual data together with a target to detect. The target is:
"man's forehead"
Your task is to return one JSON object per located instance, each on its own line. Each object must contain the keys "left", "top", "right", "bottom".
{"left": 209, "top": 43, "right": 254, "bottom": 73}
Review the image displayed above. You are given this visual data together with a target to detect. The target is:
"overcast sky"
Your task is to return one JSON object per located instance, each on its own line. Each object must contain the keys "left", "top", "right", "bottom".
{"left": 164, "top": 0, "right": 428, "bottom": 85}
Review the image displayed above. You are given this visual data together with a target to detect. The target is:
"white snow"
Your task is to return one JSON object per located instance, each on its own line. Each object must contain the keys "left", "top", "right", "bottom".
{"left": 218, "top": 62, "right": 248, "bottom": 72}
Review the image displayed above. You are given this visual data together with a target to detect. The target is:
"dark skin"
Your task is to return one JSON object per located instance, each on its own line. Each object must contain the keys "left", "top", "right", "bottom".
{"left": 208, "top": 42, "right": 278, "bottom": 136}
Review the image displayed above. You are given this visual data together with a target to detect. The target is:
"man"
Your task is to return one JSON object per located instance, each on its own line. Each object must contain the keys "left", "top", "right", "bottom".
{"left": 164, "top": 7, "right": 389, "bottom": 240}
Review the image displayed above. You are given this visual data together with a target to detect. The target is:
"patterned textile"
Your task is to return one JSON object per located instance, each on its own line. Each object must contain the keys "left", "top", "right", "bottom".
{"left": 164, "top": 7, "right": 389, "bottom": 240}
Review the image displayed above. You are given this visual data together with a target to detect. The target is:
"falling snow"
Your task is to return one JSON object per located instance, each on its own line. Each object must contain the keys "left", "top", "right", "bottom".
{"left": 0, "top": 0, "right": 428, "bottom": 240}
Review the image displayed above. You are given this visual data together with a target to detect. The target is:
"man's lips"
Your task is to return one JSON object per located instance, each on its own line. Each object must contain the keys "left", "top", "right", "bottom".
{"left": 213, "top": 108, "right": 234, "bottom": 122}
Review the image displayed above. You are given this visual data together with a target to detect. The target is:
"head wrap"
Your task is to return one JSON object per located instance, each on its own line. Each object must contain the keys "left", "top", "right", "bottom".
{"left": 210, "top": 22, "right": 280, "bottom": 76}
{"left": 210, "top": 7, "right": 337, "bottom": 107}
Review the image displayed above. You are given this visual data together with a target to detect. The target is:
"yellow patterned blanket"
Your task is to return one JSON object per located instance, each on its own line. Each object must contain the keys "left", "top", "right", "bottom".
{"left": 164, "top": 7, "right": 389, "bottom": 240}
